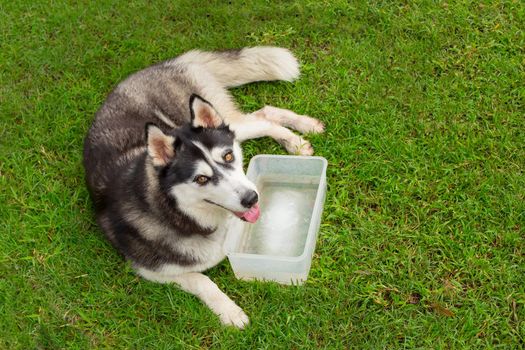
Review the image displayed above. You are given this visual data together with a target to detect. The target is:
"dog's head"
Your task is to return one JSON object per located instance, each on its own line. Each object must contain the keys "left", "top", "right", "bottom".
{"left": 145, "top": 94, "right": 260, "bottom": 225}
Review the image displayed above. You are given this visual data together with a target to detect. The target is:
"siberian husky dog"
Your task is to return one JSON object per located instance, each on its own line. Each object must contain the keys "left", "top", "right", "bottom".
{"left": 83, "top": 47, "right": 324, "bottom": 328}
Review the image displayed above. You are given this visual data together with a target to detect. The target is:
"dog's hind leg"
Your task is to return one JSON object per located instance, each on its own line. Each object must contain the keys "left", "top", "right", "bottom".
{"left": 253, "top": 106, "right": 325, "bottom": 135}
{"left": 228, "top": 114, "right": 315, "bottom": 155}
{"left": 138, "top": 269, "right": 249, "bottom": 328}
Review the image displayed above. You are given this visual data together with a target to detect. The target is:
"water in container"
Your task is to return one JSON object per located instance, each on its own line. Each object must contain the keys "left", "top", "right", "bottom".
{"left": 238, "top": 174, "right": 318, "bottom": 257}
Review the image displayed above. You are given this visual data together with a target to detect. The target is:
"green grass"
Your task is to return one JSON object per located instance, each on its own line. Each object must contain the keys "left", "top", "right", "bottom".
{"left": 1, "top": 0, "right": 524, "bottom": 348}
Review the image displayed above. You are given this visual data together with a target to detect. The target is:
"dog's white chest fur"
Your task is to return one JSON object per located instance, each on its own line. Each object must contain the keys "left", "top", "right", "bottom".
{"left": 137, "top": 219, "right": 229, "bottom": 280}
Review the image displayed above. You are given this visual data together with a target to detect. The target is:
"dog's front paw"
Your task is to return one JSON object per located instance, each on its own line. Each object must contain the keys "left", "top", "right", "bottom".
{"left": 297, "top": 141, "right": 314, "bottom": 156}
{"left": 283, "top": 135, "right": 315, "bottom": 156}
{"left": 216, "top": 300, "right": 250, "bottom": 329}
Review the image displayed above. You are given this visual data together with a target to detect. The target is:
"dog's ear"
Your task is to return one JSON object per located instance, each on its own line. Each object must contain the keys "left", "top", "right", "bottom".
{"left": 190, "top": 94, "right": 223, "bottom": 128}
{"left": 145, "top": 123, "right": 175, "bottom": 166}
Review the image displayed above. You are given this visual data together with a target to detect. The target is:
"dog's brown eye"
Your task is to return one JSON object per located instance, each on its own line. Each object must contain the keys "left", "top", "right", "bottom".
{"left": 223, "top": 152, "right": 234, "bottom": 163}
{"left": 195, "top": 175, "right": 209, "bottom": 185}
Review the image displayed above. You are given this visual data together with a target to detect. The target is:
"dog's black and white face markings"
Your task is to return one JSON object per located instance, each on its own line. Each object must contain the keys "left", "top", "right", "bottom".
{"left": 145, "top": 95, "right": 260, "bottom": 223}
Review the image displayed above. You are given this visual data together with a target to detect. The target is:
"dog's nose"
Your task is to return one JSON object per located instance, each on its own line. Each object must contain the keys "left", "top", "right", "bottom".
{"left": 241, "top": 190, "right": 258, "bottom": 208}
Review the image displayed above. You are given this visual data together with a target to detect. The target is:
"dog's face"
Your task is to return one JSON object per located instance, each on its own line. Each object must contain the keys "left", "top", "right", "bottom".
{"left": 146, "top": 95, "right": 260, "bottom": 223}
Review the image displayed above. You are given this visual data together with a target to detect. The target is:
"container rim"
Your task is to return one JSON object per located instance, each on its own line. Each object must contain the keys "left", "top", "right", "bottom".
{"left": 249, "top": 154, "right": 328, "bottom": 163}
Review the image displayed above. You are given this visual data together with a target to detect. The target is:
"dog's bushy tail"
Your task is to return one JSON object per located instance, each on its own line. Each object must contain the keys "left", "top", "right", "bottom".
{"left": 174, "top": 47, "right": 300, "bottom": 88}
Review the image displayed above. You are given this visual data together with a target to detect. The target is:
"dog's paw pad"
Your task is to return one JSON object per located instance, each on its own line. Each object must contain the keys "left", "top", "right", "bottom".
{"left": 297, "top": 116, "right": 325, "bottom": 134}
{"left": 311, "top": 119, "right": 325, "bottom": 133}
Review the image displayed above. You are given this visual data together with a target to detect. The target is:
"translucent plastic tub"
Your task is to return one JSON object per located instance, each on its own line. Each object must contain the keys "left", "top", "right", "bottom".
{"left": 224, "top": 155, "right": 328, "bottom": 285}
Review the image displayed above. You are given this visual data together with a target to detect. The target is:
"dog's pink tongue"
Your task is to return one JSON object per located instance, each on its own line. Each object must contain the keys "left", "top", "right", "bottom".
{"left": 240, "top": 203, "right": 260, "bottom": 223}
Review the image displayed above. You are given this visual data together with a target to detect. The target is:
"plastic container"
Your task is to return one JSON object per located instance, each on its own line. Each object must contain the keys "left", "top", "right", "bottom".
{"left": 224, "top": 155, "right": 327, "bottom": 285}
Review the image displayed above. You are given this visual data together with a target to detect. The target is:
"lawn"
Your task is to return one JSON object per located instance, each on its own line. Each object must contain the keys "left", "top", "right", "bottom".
{"left": 1, "top": 0, "right": 524, "bottom": 348}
